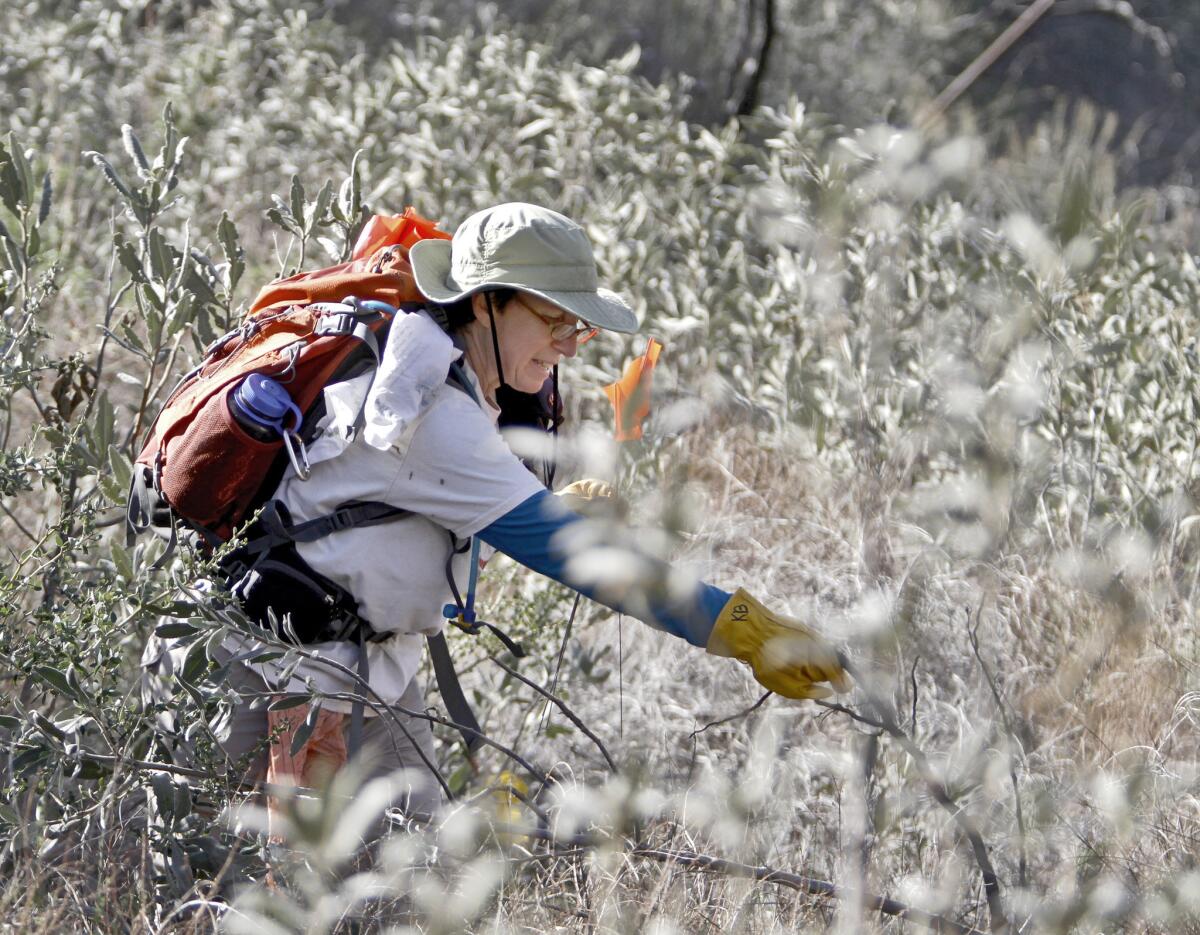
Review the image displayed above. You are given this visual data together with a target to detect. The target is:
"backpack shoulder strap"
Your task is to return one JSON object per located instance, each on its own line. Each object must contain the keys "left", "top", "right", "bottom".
{"left": 241, "top": 499, "right": 412, "bottom": 557}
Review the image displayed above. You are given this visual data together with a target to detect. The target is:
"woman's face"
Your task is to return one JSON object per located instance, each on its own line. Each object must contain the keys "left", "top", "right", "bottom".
{"left": 474, "top": 292, "right": 586, "bottom": 394}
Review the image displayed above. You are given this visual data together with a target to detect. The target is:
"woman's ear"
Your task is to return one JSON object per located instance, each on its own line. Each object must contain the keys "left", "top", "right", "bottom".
{"left": 470, "top": 293, "right": 493, "bottom": 328}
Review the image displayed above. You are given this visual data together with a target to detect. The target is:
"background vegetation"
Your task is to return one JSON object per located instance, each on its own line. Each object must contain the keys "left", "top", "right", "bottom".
{"left": 3, "top": 0, "right": 1200, "bottom": 931}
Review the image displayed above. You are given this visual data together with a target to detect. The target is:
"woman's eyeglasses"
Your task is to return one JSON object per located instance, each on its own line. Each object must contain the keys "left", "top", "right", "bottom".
{"left": 514, "top": 296, "right": 599, "bottom": 343}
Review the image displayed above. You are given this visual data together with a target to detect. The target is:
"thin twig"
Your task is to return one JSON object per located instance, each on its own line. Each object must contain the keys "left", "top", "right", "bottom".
{"left": 489, "top": 654, "right": 618, "bottom": 774}
{"left": 538, "top": 591, "right": 581, "bottom": 738}
{"left": 629, "top": 846, "right": 985, "bottom": 935}
{"left": 815, "top": 700, "right": 890, "bottom": 732}
{"left": 910, "top": 654, "right": 922, "bottom": 732}
{"left": 822, "top": 662, "right": 1010, "bottom": 934}
{"left": 319, "top": 688, "right": 548, "bottom": 788}
{"left": 966, "top": 605, "right": 1028, "bottom": 890}
{"left": 918, "top": 0, "right": 1056, "bottom": 130}
{"left": 0, "top": 500, "right": 38, "bottom": 544}
{"left": 689, "top": 691, "right": 771, "bottom": 740}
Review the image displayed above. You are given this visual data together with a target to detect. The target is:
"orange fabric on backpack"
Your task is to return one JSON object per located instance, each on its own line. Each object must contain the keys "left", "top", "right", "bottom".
{"left": 249, "top": 208, "right": 451, "bottom": 315}
{"left": 603, "top": 337, "right": 662, "bottom": 442}
{"left": 134, "top": 208, "right": 451, "bottom": 542}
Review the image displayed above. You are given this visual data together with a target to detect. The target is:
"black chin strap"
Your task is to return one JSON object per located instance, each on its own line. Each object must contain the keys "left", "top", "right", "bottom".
{"left": 484, "top": 292, "right": 506, "bottom": 393}
{"left": 544, "top": 365, "right": 559, "bottom": 487}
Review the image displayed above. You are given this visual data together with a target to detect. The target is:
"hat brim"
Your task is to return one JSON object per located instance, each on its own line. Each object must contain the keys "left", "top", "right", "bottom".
{"left": 410, "top": 238, "right": 639, "bottom": 334}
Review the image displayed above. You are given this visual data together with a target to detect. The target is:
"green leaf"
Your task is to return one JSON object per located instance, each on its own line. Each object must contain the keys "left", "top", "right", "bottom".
{"left": 155, "top": 621, "right": 199, "bottom": 638}
{"left": 160, "top": 102, "right": 177, "bottom": 164}
{"left": 113, "top": 233, "right": 145, "bottom": 282}
{"left": 169, "top": 222, "right": 191, "bottom": 294}
{"left": 204, "top": 626, "right": 227, "bottom": 660}
{"left": 142, "top": 282, "right": 166, "bottom": 319}
{"left": 37, "top": 171, "right": 51, "bottom": 225}
{"left": 0, "top": 138, "right": 20, "bottom": 215}
{"left": 166, "top": 291, "right": 195, "bottom": 337}
{"left": 33, "top": 712, "right": 66, "bottom": 739}
{"left": 90, "top": 392, "right": 114, "bottom": 465}
{"left": 151, "top": 771, "right": 176, "bottom": 819}
{"left": 268, "top": 695, "right": 309, "bottom": 711}
{"left": 289, "top": 703, "right": 320, "bottom": 755}
{"left": 447, "top": 761, "right": 472, "bottom": 795}
{"left": 174, "top": 781, "right": 192, "bottom": 819}
{"left": 182, "top": 263, "right": 220, "bottom": 309}
{"left": 180, "top": 638, "right": 209, "bottom": 683}
{"left": 107, "top": 444, "right": 132, "bottom": 489}
{"left": 110, "top": 540, "right": 134, "bottom": 581}
{"left": 65, "top": 667, "right": 84, "bottom": 696}
{"left": 217, "top": 211, "right": 244, "bottom": 293}
{"left": 146, "top": 600, "right": 197, "bottom": 617}
{"left": 99, "top": 472, "right": 125, "bottom": 503}
{"left": 3, "top": 234, "right": 24, "bottom": 276}
{"left": 122, "top": 124, "right": 151, "bottom": 176}
{"left": 307, "top": 179, "right": 334, "bottom": 236}
{"left": 8, "top": 133, "right": 33, "bottom": 206}
{"left": 265, "top": 206, "right": 297, "bottom": 236}
{"left": 84, "top": 151, "right": 136, "bottom": 203}
{"left": 0, "top": 714, "right": 20, "bottom": 730}
{"left": 13, "top": 745, "right": 49, "bottom": 774}
{"left": 147, "top": 228, "right": 173, "bottom": 284}
{"left": 288, "top": 175, "right": 305, "bottom": 232}
{"left": 348, "top": 149, "right": 362, "bottom": 215}
{"left": 33, "top": 665, "right": 77, "bottom": 700}
{"left": 116, "top": 320, "right": 149, "bottom": 356}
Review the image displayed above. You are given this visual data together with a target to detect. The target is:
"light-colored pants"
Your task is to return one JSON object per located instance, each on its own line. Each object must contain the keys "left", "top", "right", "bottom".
{"left": 143, "top": 637, "right": 444, "bottom": 820}
{"left": 216, "top": 650, "right": 444, "bottom": 819}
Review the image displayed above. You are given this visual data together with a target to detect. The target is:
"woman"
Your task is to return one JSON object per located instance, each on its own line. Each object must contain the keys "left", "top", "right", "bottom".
{"left": 211, "top": 203, "right": 850, "bottom": 815}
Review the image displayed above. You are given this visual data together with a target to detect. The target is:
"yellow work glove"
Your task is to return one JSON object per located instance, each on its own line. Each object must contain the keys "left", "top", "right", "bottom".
{"left": 707, "top": 589, "right": 851, "bottom": 700}
{"left": 558, "top": 478, "right": 617, "bottom": 515}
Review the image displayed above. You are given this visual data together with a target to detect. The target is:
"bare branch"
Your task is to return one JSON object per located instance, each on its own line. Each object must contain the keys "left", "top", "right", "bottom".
{"left": 918, "top": 0, "right": 1056, "bottom": 130}
{"left": 823, "top": 662, "right": 1010, "bottom": 934}
{"left": 728, "top": 0, "right": 777, "bottom": 118}
{"left": 966, "top": 605, "right": 1028, "bottom": 890}
{"left": 629, "top": 846, "right": 986, "bottom": 935}
{"left": 689, "top": 690, "right": 771, "bottom": 740}
{"left": 489, "top": 653, "right": 618, "bottom": 774}
{"left": 910, "top": 654, "right": 921, "bottom": 732}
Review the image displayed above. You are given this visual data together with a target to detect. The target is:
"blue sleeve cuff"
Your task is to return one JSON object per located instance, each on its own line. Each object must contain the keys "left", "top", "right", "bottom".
{"left": 477, "top": 490, "right": 730, "bottom": 647}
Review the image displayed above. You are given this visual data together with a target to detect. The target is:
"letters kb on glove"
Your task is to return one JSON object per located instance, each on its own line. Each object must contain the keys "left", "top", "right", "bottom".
{"left": 707, "top": 589, "right": 852, "bottom": 700}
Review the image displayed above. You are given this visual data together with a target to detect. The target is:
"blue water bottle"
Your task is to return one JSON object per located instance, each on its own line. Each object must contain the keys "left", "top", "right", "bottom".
{"left": 228, "top": 374, "right": 311, "bottom": 478}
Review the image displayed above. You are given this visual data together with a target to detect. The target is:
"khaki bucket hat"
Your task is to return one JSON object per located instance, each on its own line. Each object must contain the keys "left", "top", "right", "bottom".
{"left": 409, "top": 203, "right": 639, "bottom": 334}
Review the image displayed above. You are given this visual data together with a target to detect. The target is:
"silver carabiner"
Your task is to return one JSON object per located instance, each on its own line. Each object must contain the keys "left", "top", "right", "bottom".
{"left": 283, "top": 430, "right": 311, "bottom": 480}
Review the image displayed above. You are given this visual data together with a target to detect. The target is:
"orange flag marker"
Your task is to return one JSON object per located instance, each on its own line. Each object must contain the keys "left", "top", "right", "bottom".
{"left": 351, "top": 207, "right": 449, "bottom": 262}
{"left": 603, "top": 338, "right": 662, "bottom": 442}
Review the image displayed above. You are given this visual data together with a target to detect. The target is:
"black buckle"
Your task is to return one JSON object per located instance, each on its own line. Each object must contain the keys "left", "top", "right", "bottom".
{"left": 328, "top": 509, "right": 357, "bottom": 532}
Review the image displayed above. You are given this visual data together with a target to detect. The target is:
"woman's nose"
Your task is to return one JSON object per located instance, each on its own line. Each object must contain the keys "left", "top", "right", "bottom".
{"left": 553, "top": 334, "right": 579, "bottom": 358}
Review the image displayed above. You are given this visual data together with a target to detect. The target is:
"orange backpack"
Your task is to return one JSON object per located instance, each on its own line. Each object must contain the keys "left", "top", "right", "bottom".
{"left": 127, "top": 208, "right": 452, "bottom": 545}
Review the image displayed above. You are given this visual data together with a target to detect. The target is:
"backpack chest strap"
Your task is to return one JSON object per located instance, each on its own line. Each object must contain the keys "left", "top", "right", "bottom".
{"left": 242, "top": 499, "right": 412, "bottom": 556}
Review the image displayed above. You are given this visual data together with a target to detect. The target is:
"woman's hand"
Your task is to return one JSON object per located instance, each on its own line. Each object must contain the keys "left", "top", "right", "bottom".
{"left": 706, "top": 589, "right": 851, "bottom": 700}
{"left": 557, "top": 478, "right": 616, "bottom": 515}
